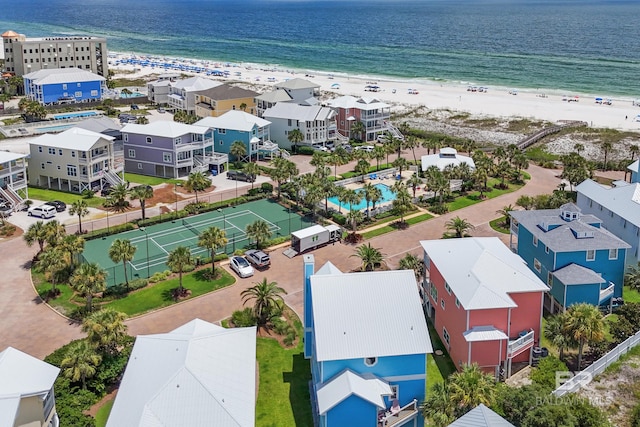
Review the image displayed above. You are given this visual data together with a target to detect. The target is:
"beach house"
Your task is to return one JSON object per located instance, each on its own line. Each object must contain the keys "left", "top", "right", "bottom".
{"left": 166, "top": 76, "right": 222, "bottom": 115}
{"left": 274, "top": 78, "right": 320, "bottom": 103}
{"left": 106, "top": 319, "right": 256, "bottom": 427}
{"left": 0, "top": 150, "right": 28, "bottom": 212}
{"left": 447, "top": 404, "right": 515, "bottom": 427}
{"left": 303, "top": 255, "right": 432, "bottom": 427}
{"left": 262, "top": 102, "right": 337, "bottom": 149}
{"left": 195, "top": 111, "right": 274, "bottom": 161}
{"left": 193, "top": 83, "right": 258, "bottom": 118}
{"left": 1, "top": 30, "right": 107, "bottom": 77}
{"left": 255, "top": 89, "right": 293, "bottom": 118}
{"left": 420, "top": 237, "right": 548, "bottom": 378}
{"left": 420, "top": 147, "right": 475, "bottom": 172}
{"left": 0, "top": 346, "right": 61, "bottom": 427}
{"left": 29, "top": 127, "right": 123, "bottom": 193}
{"left": 576, "top": 179, "right": 640, "bottom": 267}
{"left": 328, "top": 96, "right": 391, "bottom": 142}
{"left": 121, "top": 121, "right": 224, "bottom": 178}
{"left": 510, "top": 203, "right": 629, "bottom": 312}
{"left": 23, "top": 68, "right": 105, "bottom": 105}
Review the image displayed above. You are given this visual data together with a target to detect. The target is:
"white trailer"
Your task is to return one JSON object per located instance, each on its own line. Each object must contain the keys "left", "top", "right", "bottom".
{"left": 289, "top": 224, "right": 342, "bottom": 255}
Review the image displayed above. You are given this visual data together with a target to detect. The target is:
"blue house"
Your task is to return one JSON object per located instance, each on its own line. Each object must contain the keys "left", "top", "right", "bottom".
{"left": 303, "top": 255, "right": 432, "bottom": 427}
{"left": 23, "top": 68, "right": 105, "bottom": 105}
{"left": 510, "top": 203, "right": 630, "bottom": 313}
{"left": 195, "top": 111, "right": 272, "bottom": 161}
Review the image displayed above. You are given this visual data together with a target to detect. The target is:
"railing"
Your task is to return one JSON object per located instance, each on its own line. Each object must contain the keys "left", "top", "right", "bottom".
{"left": 599, "top": 282, "right": 615, "bottom": 302}
{"left": 334, "top": 167, "right": 399, "bottom": 186}
{"left": 507, "top": 329, "right": 535, "bottom": 358}
{"left": 516, "top": 121, "right": 587, "bottom": 151}
{"left": 380, "top": 399, "right": 418, "bottom": 427}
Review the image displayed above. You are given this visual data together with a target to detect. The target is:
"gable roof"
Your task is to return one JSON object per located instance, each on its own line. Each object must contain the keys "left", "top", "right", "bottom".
{"left": 0, "top": 346, "right": 60, "bottom": 398}
{"left": 171, "top": 76, "right": 222, "bottom": 92}
{"left": 23, "top": 68, "right": 105, "bottom": 85}
{"left": 121, "top": 121, "right": 209, "bottom": 138}
{"left": 74, "top": 116, "right": 122, "bottom": 134}
{"left": 447, "top": 404, "right": 515, "bottom": 427}
{"left": 328, "top": 95, "right": 390, "bottom": 110}
{"left": 420, "top": 237, "right": 548, "bottom": 310}
{"left": 195, "top": 83, "right": 258, "bottom": 100}
{"left": 315, "top": 261, "right": 342, "bottom": 276}
{"left": 30, "top": 127, "right": 114, "bottom": 150}
{"left": 316, "top": 370, "right": 391, "bottom": 415}
{"left": 195, "top": 111, "right": 271, "bottom": 132}
{"left": 274, "top": 78, "right": 320, "bottom": 90}
{"left": 254, "top": 89, "right": 293, "bottom": 103}
{"left": 0, "top": 151, "right": 27, "bottom": 164}
{"left": 553, "top": 263, "right": 605, "bottom": 285}
{"left": 263, "top": 102, "right": 335, "bottom": 122}
{"left": 311, "top": 270, "right": 432, "bottom": 362}
{"left": 628, "top": 160, "right": 639, "bottom": 173}
{"left": 106, "top": 319, "right": 256, "bottom": 427}
{"left": 577, "top": 179, "right": 640, "bottom": 228}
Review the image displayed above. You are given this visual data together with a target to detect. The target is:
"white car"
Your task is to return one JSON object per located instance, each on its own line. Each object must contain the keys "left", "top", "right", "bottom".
{"left": 229, "top": 256, "right": 255, "bottom": 278}
{"left": 27, "top": 205, "right": 56, "bottom": 219}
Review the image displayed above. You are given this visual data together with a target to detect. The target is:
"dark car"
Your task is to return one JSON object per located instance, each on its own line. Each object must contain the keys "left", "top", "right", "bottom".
{"left": 227, "top": 170, "right": 256, "bottom": 182}
{"left": 45, "top": 200, "right": 67, "bottom": 212}
{"left": 100, "top": 184, "right": 114, "bottom": 197}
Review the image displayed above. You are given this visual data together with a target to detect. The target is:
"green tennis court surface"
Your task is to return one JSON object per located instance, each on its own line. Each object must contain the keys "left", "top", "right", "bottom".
{"left": 82, "top": 199, "right": 315, "bottom": 287}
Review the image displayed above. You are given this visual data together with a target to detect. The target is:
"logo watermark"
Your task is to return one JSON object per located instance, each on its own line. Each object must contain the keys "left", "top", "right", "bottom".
{"left": 555, "top": 371, "right": 593, "bottom": 390}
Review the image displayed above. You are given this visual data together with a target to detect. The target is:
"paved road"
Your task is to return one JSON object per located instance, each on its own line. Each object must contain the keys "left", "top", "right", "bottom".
{"left": 0, "top": 164, "right": 560, "bottom": 356}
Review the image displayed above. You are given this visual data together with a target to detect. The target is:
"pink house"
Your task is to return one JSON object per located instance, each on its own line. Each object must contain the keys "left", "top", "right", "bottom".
{"left": 420, "top": 237, "right": 548, "bottom": 378}
{"left": 328, "top": 95, "right": 390, "bottom": 142}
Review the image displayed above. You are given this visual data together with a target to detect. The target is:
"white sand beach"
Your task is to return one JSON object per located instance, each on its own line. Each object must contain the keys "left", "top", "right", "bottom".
{"left": 108, "top": 52, "right": 640, "bottom": 132}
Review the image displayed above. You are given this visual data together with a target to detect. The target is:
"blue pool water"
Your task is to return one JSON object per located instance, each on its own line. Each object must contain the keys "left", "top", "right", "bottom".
{"left": 53, "top": 111, "right": 97, "bottom": 120}
{"left": 36, "top": 124, "right": 74, "bottom": 133}
{"left": 329, "top": 183, "right": 395, "bottom": 211}
{"left": 119, "top": 92, "right": 145, "bottom": 98}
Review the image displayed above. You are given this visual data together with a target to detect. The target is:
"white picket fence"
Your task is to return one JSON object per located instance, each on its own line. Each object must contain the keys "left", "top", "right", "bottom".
{"left": 552, "top": 328, "right": 640, "bottom": 397}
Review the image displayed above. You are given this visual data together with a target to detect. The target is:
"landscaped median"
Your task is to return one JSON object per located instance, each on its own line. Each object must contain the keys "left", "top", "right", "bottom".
{"left": 361, "top": 212, "right": 434, "bottom": 240}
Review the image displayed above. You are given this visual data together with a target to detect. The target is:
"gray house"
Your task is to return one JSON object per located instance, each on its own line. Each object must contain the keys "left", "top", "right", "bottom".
{"left": 121, "top": 121, "right": 225, "bottom": 178}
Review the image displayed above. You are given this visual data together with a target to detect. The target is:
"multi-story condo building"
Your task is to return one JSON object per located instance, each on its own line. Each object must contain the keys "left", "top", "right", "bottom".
{"left": 263, "top": 103, "right": 337, "bottom": 149}
{"left": 1, "top": 30, "right": 107, "bottom": 77}
{"left": 194, "top": 84, "right": 258, "bottom": 118}
{"left": 24, "top": 68, "right": 105, "bottom": 105}
{"left": 329, "top": 96, "right": 391, "bottom": 142}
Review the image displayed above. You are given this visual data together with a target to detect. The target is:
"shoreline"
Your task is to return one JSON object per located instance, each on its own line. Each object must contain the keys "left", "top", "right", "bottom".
{"left": 108, "top": 51, "right": 640, "bottom": 132}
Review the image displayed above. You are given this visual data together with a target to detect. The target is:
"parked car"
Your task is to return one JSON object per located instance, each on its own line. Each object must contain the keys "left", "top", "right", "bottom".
{"left": 131, "top": 104, "right": 140, "bottom": 110}
{"left": 227, "top": 170, "right": 256, "bottom": 182}
{"left": 44, "top": 200, "right": 67, "bottom": 212}
{"left": 229, "top": 256, "right": 254, "bottom": 278}
{"left": 354, "top": 145, "right": 374, "bottom": 153}
{"left": 101, "top": 184, "right": 114, "bottom": 197}
{"left": 245, "top": 249, "right": 271, "bottom": 269}
{"left": 157, "top": 107, "right": 166, "bottom": 113}
{"left": 27, "top": 205, "right": 56, "bottom": 219}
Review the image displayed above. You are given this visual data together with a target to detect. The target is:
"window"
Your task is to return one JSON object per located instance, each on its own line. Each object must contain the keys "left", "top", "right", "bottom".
{"left": 533, "top": 236, "right": 538, "bottom": 247}
{"left": 90, "top": 90, "right": 98, "bottom": 96}
{"left": 545, "top": 245, "right": 549, "bottom": 254}
{"left": 62, "top": 83, "right": 67, "bottom": 90}
{"left": 547, "top": 272, "right": 553, "bottom": 286}
{"left": 58, "top": 149, "right": 63, "bottom": 155}
{"left": 389, "top": 385, "right": 399, "bottom": 401}
{"left": 123, "top": 134, "right": 128, "bottom": 142}
{"left": 77, "top": 82, "right": 81, "bottom": 87}
{"left": 67, "top": 165, "right": 77, "bottom": 176}
{"left": 163, "top": 153, "right": 172, "bottom": 163}
{"left": 443, "top": 327, "right": 450, "bottom": 345}
{"left": 128, "top": 149, "right": 136, "bottom": 158}
{"left": 40, "top": 163, "right": 45, "bottom": 169}
{"left": 589, "top": 200, "right": 593, "bottom": 207}
{"left": 610, "top": 210, "right": 614, "bottom": 217}
{"left": 48, "top": 148, "right": 56, "bottom": 155}
{"left": 146, "top": 136, "right": 152, "bottom": 144}
{"left": 219, "top": 140, "right": 224, "bottom": 145}
{"left": 441, "top": 298, "right": 445, "bottom": 309}
{"left": 586, "top": 250, "right": 595, "bottom": 261}
{"left": 71, "top": 151, "right": 75, "bottom": 157}
{"left": 534, "top": 258, "right": 541, "bottom": 273}
{"left": 455, "top": 298, "right": 460, "bottom": 308}
{"left": 218, "top": 129, "right": 226, "bottom": 134}
{"left": 137, "top": 162, "right": 143, "bottom": 170}
{"left": 444, "top": 282, "right": 452, "bottom": 295}
{"left": 38, "top": 146, "right": 42, "bottom": 152}
{"left": 364, "top": 357, "right": 377, "bottom": 367}
{"left": 429, "top": 282, "right": 438, "bottom": 302}
{"left": 609, "top": 248, "right": 618, "bottom": 260}
{"left": 75, "top": 91, "right": 82, "bottom": 97}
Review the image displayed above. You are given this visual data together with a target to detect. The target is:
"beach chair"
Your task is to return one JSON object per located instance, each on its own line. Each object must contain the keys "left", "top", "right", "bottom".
{"left": 390, "top": 400, "right": 401, "bottom": 415}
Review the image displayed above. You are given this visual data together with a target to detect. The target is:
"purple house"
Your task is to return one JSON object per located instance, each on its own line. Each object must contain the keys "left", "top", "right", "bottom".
{"left": 121, "top": 121, "right": 227, "bottom": 178}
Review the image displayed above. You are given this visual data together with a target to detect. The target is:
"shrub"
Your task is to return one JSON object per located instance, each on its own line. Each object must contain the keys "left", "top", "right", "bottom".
{"left": 297, "top": 146, "right": 315, "bottom": 155}
{"left": 430, "top": 203, "right": 449, "bottom": 214}
{"left": 84, "top": 223, "right": 135, "bottom": 240}
{"left": 184, "top": 202, "right": 208, "bottom": 214}
{"left": 247, "top": 188, "right": 262, "bottom": 196}
{"left": 137, "top": 210, "right": 187, "bottom": 227}
{"left": 272, "top": 317, "right": 290, "bottom": 335}
{"left": 261, "top": 182, "right": 274, "bottom": 193}
{"left": 232, "top": 308, "right": 257, "bottom": 327}
{"left": 332, "top": 213, "right": 346, "bottom": 225}
{"left": 103, "top": 278, "right": 148, "bottom": 297}
{"left": 530, "top": 355, "right": 568, "bottom": 390}
{"left": 264, "top": 236, "right": 290, "bottom": 247}
{"left": 149, "top": 270, "right": 172, "bottom": 283}
{"left": 284, "top": 330, "right": 297, "bottom": 346}
{"left": 233, "top": 249, "right": 246, "bottom": 256}
{"left": 631, "top": 403, "right": 640, "bottom": 427}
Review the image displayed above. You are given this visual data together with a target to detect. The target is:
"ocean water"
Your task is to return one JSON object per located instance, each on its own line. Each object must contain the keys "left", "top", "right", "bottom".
{"left": 1, "top": 0, "right": 639, "bottom": 96}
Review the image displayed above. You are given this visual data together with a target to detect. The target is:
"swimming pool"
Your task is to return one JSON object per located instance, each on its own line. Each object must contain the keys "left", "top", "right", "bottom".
{"left": 35, "top": 124, "right": 74, "bottom": 133}
{"left": 328, "top": 183, "right": 396, "bottom": 211}
{"left": 53, "top": 111, "right": 97, "bottom": 120}
{"left": 119, "top": 92, "right": 145, "bottom": 98}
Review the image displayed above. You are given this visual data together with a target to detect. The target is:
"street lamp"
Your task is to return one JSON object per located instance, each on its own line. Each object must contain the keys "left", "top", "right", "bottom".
{"left": 139, "top": 227, "right": 150, "bottom": 278}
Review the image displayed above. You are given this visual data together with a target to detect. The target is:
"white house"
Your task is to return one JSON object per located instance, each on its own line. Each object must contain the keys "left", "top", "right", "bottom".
{"left": 0, "top": 151, "right": 28, "bottom": 212}
{"left": 273, "top": 78, "right": 320, "bottom": 103}
{"left": 106, "top": 319, "right": 256, "bottom": 427}
{"left": 166, "top": 77, "right": 222, "bottom": 115}
{"left": 0, "top": 347, "right": 60, "bottom": 427}
{"left": 263, "top": 102, "right": 337, "bottom": 149}
{"left": 255, "top": 89, "right": 293, "bottom": 118}
{"left": 421, "top": 147, "right": 475, "bottom": 172}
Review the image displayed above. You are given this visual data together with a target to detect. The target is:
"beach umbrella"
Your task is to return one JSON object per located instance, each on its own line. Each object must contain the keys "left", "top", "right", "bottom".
{"left": 331, "top": 83, "right": 340, "bottom": 89}
{"left": 595, "top": 97, "right": 602, "bottom": 101}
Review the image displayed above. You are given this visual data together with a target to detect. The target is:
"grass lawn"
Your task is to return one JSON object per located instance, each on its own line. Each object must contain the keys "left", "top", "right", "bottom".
{"left": 255, "top": 319, "right": 313, "bottom": 427}
{"left": 362, "top": 212, "right": 434, "bottom": 240}
{"left": 624, "top": 285, "right": 640, "bottom": 303}
{"left": 28, "top": 187, "right": 105, "bottom": 208}
{"left": 94, "top": 399, "right": 114, "bottom": 427}
{"left": 447, "top": 179, "right": 523, "bottom": 212}
{"left": 124, "top": 173, "right": 183, "bottom": 186}
{"left": 489, "top": 216, "right": 510, "bottom": 234}
{"left": 426, "top": 318, "right": 457, "bottom": 395}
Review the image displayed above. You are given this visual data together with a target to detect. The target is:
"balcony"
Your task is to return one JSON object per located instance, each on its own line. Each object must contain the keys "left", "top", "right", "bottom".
{"left": 507, "top": 329, "right": 535, "bottom": 358}
{"left": 599, "top": 282, "right": 615, "bottom": 303}
{"left": 379, "top": 399, "right": 419, "bottom": 427}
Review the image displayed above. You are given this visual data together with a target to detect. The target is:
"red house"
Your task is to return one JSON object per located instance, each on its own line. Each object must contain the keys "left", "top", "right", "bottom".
{"left": 420, "top": 237, "right": 548, "bottom": 378}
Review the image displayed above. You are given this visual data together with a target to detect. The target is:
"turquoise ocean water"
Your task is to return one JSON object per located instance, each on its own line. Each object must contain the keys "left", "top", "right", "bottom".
{"left": 1, "top": 0, "right": 639, "bottom": 97}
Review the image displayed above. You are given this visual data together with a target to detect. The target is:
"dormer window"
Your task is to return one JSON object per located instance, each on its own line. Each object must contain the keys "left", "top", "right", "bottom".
{"left": 364, "top": 357, "right": 377, "bottom": 367}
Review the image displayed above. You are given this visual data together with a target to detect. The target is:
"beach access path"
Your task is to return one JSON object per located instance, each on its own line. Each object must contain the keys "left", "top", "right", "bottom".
{"left": 0, "top": 164, "right": 559, "bottom": 356}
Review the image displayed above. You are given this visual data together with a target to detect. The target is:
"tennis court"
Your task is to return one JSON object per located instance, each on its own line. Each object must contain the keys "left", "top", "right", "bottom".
{"left": 81, "top": 199, "right": 315, "bottom": 286}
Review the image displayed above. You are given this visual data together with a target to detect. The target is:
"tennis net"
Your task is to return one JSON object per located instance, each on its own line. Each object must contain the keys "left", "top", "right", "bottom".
{"left": 182, "top": 218, "right": 201, "bottom": 236}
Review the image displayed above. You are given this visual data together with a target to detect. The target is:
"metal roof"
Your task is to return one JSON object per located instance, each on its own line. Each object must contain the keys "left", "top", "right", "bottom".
{"left": 194, "top": 83, "right": 258, "bottom": 100}
{"left": 195, "top": 111, "right": 271, "bottom": 133}
{"left": 170, "top": 76, "right": 222, "bottom": 92}
{"left": 74, "top": 116, "right": 122, "bottom": 133}
{"left": 311, "top": 270, "right": 432, "bottom": 362}
{"left": 122, "top": 121, "right": 208, "bottom": 138}
{"left": 106, "top": 319, "right": 256, "bottom": 427}
{"left": 628, "top": 159, "right": 639, "bottom": 173}
{"left": 30, "top": 127, "right": 114, "bottom": 150}
{"left": 553, "top": 263, "right": 605, "bottom": 285}
{"left": 577, "top": 179, "right": 640, "bottom": 228}
{"left": 23, "top": 67, "right": 105, "bottom": 85}
{"left": 420, "top": 237, "right": 548, "bottom": 310}
{"left": 274, "top": 78, "right": 320, "bottom": 90}
{"left": 0, "top": 347, "right": 59, "bottom": 399}
{"left": 447, "top": 404, "right": 515, "bottom": 427}
{"left": 263, "top": 102, "right": 335, "bottom": 122}
{"left": 328, "top": 95, "right": 390, "bottom": 110}
{"left": 463, "top": 326, "right": 508, "bottom": 342}
{"left": 0, "top": 151, "right": 27, "bottom": 163}
{"left": 254, "top": 89, "right": 292, "bottom": 103}
{"left": 316, "top": 370, "right": 391, "bottom": 415}
{"left": 315, "top": 261, "right": 343, "bottom": 276}
{"left": 420, "top": 151, "right": 475, "bottom": 171}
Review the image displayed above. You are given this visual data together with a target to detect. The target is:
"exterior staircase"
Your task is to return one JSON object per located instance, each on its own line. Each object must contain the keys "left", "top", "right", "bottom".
{"left": 384, "top": 121, "right": 405, "bottom": 140}
{"left": 193, "top": 155, "right": 210, "bottom": 173}
{"left": 0, "top": 185, "right": 24, "bottom": 212}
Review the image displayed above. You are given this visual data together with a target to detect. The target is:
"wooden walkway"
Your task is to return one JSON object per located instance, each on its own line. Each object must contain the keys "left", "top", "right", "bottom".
{"left": 516, "top": 120, "right": 587, "bottom": 150}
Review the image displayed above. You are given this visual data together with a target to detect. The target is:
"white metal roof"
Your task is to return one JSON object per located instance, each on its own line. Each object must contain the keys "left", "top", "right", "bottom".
{"left": 122, "top": 121, "right": 208, "bottom": 138}
{"left": 106, "top": 319, "right": 256, "bottom": 427}
{"left": 292, "top": 224, "right": 328, "bottom": 240}
{"left": 316, "top": 370, "right": 391, "bottom": 415}
{"left": 0, "top": 396, "right": 20, "bottom": 427}
{"left": 274, "top": 78, "right": 320, "bottom": 90}
{"left": 171, "top": 76, "right": 222, "bottom": 92}
{"left": 577, "top": 179, "right": 640, "bottom": 227}
{"left": 23, "top": 67, "right": 105, "bottom": 85}
{"left": 420, "top": 237, "right": 548, "bottom": 310}
{"left": 0, "top": 151, "right": 27, "bottom": 163}
{"left": 74, "top": 116, "right": 122, "bottom": 133}
{"left": 421, "top": 150, "right": 476, "bottom": 171}
{"left": 30, "top": 126, "right": 114, "bottom": 151}
{"left": 628, "top": 159, "right": 639, "bottom": 173}
{"left": 0, "top": 347, "right": 59, "bottom": 398}
{"left": 447, "top": 404, "right": 515, "bottom": 427}
{"left": 311, "top": 270, "right": 432, "bottom": 362}
{"left": 328, "top": 95, "right": 390, "bottom": 111}
{"left": 195, "top": 111, "right": 271, "bottom": 133}
{"left": 463, "top": 326, "right": 508, "bottom": 343}
{"left": 254, "top": 89, "right": 292, "bottom": 103}
{"left": 262, "top": 102, "right": 334, "bottom": 122}
{"left": 315, "top": 261, "right": 343, "bottom": 276}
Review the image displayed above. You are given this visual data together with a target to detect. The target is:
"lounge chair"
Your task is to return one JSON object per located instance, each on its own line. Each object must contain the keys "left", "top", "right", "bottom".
{"left": 390, "top": 399, "right": 401, "bottom": 415}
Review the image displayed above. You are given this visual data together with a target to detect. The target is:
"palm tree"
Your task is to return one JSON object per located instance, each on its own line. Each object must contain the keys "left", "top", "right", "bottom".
{"left": 630, "top": 144, "right": 640, "bottom": 162}
{"left": 185, "top": 171, "right": 211, "bottom": 203}
{"left": 405, "top": 135, "right": 420, "bottom": 165}
{"left": 445, "top": 216, "right": 475, "bottom": 238}
{"left": 70, "top": 262, "right": 107, "bottom": 312}
{"left": 0, "top": 93, "right": 10, "bottom": 110}
{"left": 355, "top": 158, "right": 370, "bottom": 182}
{"left": 61, "top": 340, "right": 102, "bottom": 389}
{"left": 246, "top": 220, "right": 272, "bottom": 249}
{"left": 198, "top": 226, "right": 228, "bottom": 276}
{"left": 270, "top": 158, "right": 298, "bottom": 199}
{"left": 398, "top": 253, "right": 425, "bottom": 282}
{"left": 328, "top": 151, "right": 346, "bottom": 178}
{"left": 230, "top": 140, "right": 248, "bottom": 164}
{"left": 241, "top": 278, "right": 288, "bottom": 327}
{"left": 105, "top": 182, "right": 130, "bottom": 212}
{"left": 496, "top": 204, "right": 515, "bottom": 227}
{"left": 350, "top": 120, "right": 365, "bottom": 142}
{"left": 38, "top": 248, "right": 67, "bottom": 297}
{"left": 346, "top": 209, "right": 364, "bottom": 233}
{"left": 544, "top": 313, "right": 573, "bottom": 361}
{"left": 135, "top": 116, "right": 149, "bottom": 124}
{"left": 362, "top": 183, "right": 378, "bottom": 219}
{"left": 564, "top": 303, "right": 605, "bottom": 369}
{"left": 448, "top": 363, "right": 497, "bottom": 417}
{"left": 601, "top": 141, "right": 613, "bottom": 171}
{"left": 130, "top": 185, "right": 154, "bottom": 220}
{"left": 58, "top": 234, "right": 85, "bottom": 267}
{"left": 392, "top": 157, "right": 409, "bottom": 178}
{"left": 420, "top": 382, "right": 455, "bottom": 427}
{"left": 351, "top": 243, "right": 385, "bottom": 271}
{"left": 69, "top": 199, "right": 89, "bottom": 234}
{"left": 24, "top": 221, "right": 48, "bottom": 254}
{"left": 287, "top": 128, "right": 304, "bottom": 152}
{"left": 44, "top": 220, "right": 66, "bottom": 248}
{"left": 244, "top": 162, "right": 261, "bottom": 189}
{"left": 574, "top": 143, "right": 585, "bottom": 156}
{"left": 166, "top": 246, "right": 193, "bottom": 295}
{"left": 625, "top": 262, "right": 640, "bottom": 292}
{"left": 109, "top": 239, "right": 137, "bottom": 288}
{"left": 407, "top": 173, "right": 423, "bottom": 198}
{"left": 82, "top": 308, "right": 128, "bottom": 355}
{"left": 239, "top": 102, "right": 247, "bottom": 112}
{"left": 342, "top": 188, "right": 362, "bottom": 215}
{"left": 392, "top": 185, "right": 412, "bottom": 224}
{"left": 372, "top": 145, "right": 386, "bottom": 171}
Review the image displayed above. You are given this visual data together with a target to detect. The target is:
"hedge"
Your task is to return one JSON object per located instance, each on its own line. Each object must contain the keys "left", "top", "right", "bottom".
{"left": 84, "top": 223, "right": 135, "bottom": 240}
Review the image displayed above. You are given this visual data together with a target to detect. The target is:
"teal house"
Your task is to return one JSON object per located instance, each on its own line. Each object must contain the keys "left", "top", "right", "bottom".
{"left": 510, "top": 203, "right": 630, "bottom": 313}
